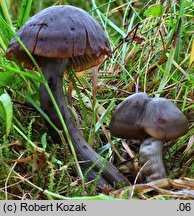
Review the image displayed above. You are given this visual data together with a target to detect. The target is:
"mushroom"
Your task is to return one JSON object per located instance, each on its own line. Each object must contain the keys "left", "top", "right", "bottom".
{"left": 6, "top": 5, "right": 129, "bottom": 187}
{"left": 110, "top": 93, "right": 189, "bottom": 182}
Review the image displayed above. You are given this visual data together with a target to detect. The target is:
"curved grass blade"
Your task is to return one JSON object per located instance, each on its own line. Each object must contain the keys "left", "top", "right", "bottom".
{"left": 0, "top": 92, "right": 13, "bottom": 137}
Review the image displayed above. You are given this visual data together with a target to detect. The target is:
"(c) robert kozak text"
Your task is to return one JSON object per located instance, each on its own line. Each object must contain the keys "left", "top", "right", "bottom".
{"left": 3, "top": 202, "right": 87, "bottom": 213}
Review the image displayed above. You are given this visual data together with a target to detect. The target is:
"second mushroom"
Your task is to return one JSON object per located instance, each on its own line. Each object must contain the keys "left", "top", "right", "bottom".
{"left": 110, "top": 92, "right": 189, "bottom": 182}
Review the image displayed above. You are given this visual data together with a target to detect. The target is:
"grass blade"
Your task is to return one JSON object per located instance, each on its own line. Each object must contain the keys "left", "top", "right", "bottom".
{"left": 17, "top": 0, "right": 33, "bottom": 28}
{"left": 0, "top": 92, "right": 13, "bottom": 137}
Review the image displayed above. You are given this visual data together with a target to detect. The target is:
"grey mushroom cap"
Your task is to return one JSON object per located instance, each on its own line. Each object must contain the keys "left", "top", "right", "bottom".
{"left": 110, "top": 92, "right": 150, "bottom": 139}
{"left": 6, "top": 5, "right": 111, "bottom": 71}
{"left": 141, "top": 98, "right": 189, "bottom": 141}
{"left": 110, "top": 93, "right": 189, "bottom": 141}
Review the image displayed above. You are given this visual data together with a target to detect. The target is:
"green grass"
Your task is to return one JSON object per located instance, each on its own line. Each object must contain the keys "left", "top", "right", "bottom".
{"left": 0, "top": 0, "right": 193, "bottom": 200}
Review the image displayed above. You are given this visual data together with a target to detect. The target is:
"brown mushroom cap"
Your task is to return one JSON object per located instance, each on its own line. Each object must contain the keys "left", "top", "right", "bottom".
{"left": 110, "top": 92, "right": 150, "bottom": 139}
{"left": 141, "top": 98, "right": 189, "bottom": 141}
{"left": 6, "top": 5, "right": 110, "bottom": 71}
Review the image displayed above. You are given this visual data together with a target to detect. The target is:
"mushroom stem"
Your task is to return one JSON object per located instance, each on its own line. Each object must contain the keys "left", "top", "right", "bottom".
{"left": 40, "top": 58, "right": 129, "bottom": 187}
{"left": 139, "top": 137, "right": 167, "bottom": 182}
